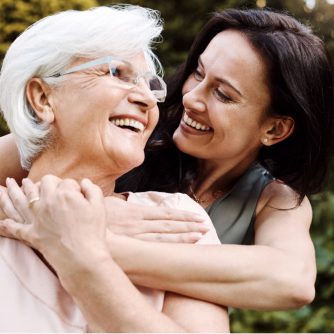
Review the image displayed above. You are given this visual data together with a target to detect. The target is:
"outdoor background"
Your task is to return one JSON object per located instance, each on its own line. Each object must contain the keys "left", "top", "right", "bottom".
{"left": 0, "top": 0, "right": 333, "bottom": 332}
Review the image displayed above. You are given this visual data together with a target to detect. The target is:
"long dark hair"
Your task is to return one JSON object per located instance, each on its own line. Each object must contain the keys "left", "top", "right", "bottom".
{"left": 117, "top": 8, "right": 334, "bottom": 203}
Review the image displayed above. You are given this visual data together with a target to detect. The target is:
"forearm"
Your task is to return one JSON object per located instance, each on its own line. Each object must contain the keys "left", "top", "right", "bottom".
{"left": 109, "top": 234, "right": 315, "bottom": 310}
{"left": 60, "top": 255, "right": 186, "bottom": 333}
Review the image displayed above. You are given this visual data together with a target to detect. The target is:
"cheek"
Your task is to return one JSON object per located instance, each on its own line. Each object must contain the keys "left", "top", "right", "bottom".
{"left": 151, "top": 108, "right": 159, "bottom": 128}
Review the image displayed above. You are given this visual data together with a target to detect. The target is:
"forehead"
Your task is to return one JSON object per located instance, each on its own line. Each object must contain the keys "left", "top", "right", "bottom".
{"left": 71, "top": 52, "right": 151, "bottom": 71}
{"left": 200, "top": 29, "right": 269, "bottom": 95}
{"left": 126, "top": 52, "right": 150, "bottom": 70}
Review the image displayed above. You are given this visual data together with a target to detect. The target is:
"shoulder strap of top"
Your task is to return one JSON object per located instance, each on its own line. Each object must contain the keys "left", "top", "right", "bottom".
{"left": 205, "top": 164, "right": 274, "bottom": 245}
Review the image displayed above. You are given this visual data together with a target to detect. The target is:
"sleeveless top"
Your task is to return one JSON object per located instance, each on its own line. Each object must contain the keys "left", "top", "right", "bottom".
{"left": 205, "top": 163, "right": 274, "bottom": 245}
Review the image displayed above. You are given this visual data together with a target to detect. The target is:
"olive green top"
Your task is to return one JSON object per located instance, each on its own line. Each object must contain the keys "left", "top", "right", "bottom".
{"left": 205, "top": 164, "right": 274, "bottom": 245}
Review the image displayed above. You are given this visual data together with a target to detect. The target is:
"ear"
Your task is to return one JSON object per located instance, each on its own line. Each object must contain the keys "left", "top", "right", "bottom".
{"left": 261, "top": 116, "right": 295, "bottom": 146}
{"left": 26, "top": 78, "right": 55, "bottom": 124}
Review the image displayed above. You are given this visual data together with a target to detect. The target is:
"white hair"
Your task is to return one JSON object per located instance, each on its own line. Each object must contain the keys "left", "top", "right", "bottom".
{"left": 0, "top": 5, "right": 163, "bottom": 170}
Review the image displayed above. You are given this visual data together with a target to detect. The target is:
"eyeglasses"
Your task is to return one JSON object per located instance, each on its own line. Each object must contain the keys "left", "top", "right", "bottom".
{"left": 47, "top": 56, "right": 167, "bottom": 103}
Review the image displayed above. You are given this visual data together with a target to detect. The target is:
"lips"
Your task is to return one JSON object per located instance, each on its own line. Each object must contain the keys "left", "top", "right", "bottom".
{"left": 183, "top": 112, "right": 211, "bottom": 131}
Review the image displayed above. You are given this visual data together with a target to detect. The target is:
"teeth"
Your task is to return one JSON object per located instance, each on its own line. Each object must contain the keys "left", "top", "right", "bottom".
{"left": 183, "top": 113, "right": 210, "bottom": 131}
{"left": 110, "top": 118, "right": 145, "bottom": 132}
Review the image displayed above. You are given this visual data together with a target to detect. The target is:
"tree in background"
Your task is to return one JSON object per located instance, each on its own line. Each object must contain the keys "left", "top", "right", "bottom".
{"left": 0, "top": 0, "right": 333, "bottom": 331}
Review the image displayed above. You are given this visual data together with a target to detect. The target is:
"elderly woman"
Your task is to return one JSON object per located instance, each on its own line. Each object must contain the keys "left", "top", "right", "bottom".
{"left": 0, "top": 6, "right": 228, "bottom": 332}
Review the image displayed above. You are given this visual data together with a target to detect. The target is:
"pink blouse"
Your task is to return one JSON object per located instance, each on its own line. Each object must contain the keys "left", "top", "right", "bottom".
{"left": 0, "top": 191, "right": 220, "bottom": 332}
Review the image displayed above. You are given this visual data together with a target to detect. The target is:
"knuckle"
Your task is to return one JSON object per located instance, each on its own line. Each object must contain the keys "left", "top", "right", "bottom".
{"left": 61, "top": 179, "right": 81, "bottom": 192}
{"left": 41, "top": 175, "right": 53, "bottom": 183}
{"left": 163, "top": 209, "right": 173, "bottom": 220}
{"left": 181, "top": 233, "right": 188, "bottom": 242}
{"left": 163, "top": 221, "right": 171, "bottom": 232}
{"left": 186, "top": 222, "right": 194, "bottom": 231}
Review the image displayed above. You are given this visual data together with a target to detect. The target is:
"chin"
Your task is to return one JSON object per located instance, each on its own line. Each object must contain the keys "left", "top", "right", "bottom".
{"left": 117, "top": 154, "right": 145, "bottom": 174}
{"left": 173, "top": 134, "right": 190, "bottom": 154}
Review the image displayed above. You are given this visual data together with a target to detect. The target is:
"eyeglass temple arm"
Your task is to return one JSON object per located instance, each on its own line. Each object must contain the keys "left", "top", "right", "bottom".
{"left": 50, "top": 56, "right": 114, "bottom": 77}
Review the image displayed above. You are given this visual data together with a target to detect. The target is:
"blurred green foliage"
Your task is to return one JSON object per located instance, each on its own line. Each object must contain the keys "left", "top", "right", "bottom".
{"left": 0, "top": 0, "right": 333, "bottom": 331}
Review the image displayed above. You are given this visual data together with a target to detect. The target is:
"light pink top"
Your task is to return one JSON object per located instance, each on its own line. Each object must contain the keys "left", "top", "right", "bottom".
{"left": 0, "top": 192, "right": 220, "bottom": 332}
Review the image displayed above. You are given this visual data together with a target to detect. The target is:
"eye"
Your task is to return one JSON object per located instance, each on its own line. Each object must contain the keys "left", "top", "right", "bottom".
{"left": 193, "top": 69, "right": 204, "bottom": 81}
{"left": 109, "top": 61, "right": 133, "bottom": 82}
{"left": 110, "top": 66, "right": 127, "bottom": 80}
{"left": 214, "top": 88, "right": 233, "bottom": 103}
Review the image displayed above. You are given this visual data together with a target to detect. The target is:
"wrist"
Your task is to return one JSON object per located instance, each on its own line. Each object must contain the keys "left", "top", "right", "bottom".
{"left": 53, "top": 244, "right": 113, "bottom": 293}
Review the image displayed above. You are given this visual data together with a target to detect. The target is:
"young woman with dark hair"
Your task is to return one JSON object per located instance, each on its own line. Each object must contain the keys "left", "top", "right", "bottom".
{"left": 120, "top": 9, "right": 333, "bottom": 203}
{"left": 0, "top": 8, "right": 333, "bottom": 318}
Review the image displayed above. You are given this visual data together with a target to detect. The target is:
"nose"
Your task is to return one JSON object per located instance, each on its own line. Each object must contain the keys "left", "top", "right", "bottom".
{"left": 128, "top": 79, "right": 157, "bottom": 110}
{"left": 182, "top": 78, "right": 206, "bottom": 113}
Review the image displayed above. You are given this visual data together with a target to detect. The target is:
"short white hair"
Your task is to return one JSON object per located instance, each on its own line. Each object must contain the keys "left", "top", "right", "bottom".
{"left": 0, "top": 5, "right": 163, "bottom": 170}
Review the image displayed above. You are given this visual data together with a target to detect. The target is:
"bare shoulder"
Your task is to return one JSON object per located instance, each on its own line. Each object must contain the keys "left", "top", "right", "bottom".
{"left": 0, "top": 134, "right": 26, "bottom": 185}
{"left": 255, "top": 180, "right": 312, "bottom": 229}
{"left": 257, "top": 180, "right": 311, "bottom": 211}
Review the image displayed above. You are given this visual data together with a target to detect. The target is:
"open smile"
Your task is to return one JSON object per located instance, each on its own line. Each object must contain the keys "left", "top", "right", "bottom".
{"left": 183, "top": 113, "right": 211, "bottom": 132}
{"left": 109, "top": 117, "right": 146, "bottom": 133}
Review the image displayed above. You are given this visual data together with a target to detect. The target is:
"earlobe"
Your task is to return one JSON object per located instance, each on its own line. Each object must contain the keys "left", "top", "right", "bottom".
{"left": 26, "top": 78, "right": 55, "bottom": 124}
{"left": 262, "top": 117, "right": 295, "bottom": 146}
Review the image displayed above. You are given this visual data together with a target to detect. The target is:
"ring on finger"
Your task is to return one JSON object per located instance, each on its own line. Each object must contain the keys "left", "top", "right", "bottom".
{"left": 28, "top": 197, "right": 40, "bottom": 207}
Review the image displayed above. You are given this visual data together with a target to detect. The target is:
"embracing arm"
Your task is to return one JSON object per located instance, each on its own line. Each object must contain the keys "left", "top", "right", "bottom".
{"left": 0, "top": 177, "right": 229, "bottom": 332}
{"left": 0, "top": 177, "right": 315, "bottom": 311}
{"left": 0, "top": 134, "right": 27, "bottom": 185}
{"left": 109, "top": 182, "right": 316, "bottom": 311}
{"left": 64, "top": 249, "right": 228, "bottom": 333}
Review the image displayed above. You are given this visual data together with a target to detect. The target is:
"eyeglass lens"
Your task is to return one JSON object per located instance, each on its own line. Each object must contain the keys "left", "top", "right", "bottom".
{"left": 109, "top": 60, "right": 165, "bottom": 97}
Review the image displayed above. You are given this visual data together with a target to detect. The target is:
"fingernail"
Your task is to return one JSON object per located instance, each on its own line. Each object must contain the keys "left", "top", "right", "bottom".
{"left": 198, "top": 223, "right": 210, "bottom": 232}
{"left": 5, "top": 177, "right": 11, "bottom": 186}
{"left": 193, "top": 214, "right": 207, "bottom": 221}
{"left": 189, "top": 232, "right": 203, "bottom": 242}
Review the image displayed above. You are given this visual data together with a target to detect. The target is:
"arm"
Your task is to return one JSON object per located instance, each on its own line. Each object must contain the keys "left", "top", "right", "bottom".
{"left": 0, "top": 134, "right": 27, "bottom": 185}
{"left": 0, "top": 177, "right": 315, "bottom": 310}
{"left": 108, "top": 181, "right": 315, "bottom": 310}
{"left": 0, "top": 177, "right": 229, "bottom": 332}
{"left": 64, "top": 250, "right": 229, "bottom": 333}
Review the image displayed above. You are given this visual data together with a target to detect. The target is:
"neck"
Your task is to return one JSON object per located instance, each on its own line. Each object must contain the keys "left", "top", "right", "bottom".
{"left": 28, "top": 150, "right": 120, "bottom": 196}
{"left": 192, "top": 155, "right": 257, "bottom": 201}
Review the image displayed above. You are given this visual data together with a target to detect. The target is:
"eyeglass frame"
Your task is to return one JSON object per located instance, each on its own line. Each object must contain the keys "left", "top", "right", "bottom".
{"left": 45, "top": 56, "right": 167, "bottom": 103}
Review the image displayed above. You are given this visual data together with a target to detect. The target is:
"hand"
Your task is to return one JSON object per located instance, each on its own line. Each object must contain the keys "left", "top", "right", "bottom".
{"left": 0, "top": 176, "right": 110, "bottom": 286}
{"left": 104, "top": 196, "right": 210, "bottom": 243}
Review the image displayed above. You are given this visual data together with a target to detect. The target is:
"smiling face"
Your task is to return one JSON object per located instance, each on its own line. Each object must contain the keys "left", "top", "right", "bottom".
{"left": 45, "top": 52, "right": 159, "bottom": 177}
{"left": 173, "top": 30, "right": 272, "bottom": 170}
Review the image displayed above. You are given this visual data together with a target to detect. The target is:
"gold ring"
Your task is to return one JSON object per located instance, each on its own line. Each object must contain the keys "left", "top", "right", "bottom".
{"left": 28, "top": 197, "right": 40, "bottom": 207}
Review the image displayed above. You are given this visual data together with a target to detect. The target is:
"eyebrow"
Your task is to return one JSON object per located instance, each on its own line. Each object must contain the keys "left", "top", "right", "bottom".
{"left": 198, "top": 57, "right": 243, "bottom": 97}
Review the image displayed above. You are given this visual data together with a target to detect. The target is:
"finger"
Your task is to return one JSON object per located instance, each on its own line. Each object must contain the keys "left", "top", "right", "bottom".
{"left": 139, "top": 206, "right": 207, "bottom": 222}
{"left": 0, "top": 219, "right": 31, "bottom": 245}
{"left": 22, "top": 178, "right": 40, "bottom": 203}
{"left": 0, "top": 187, "right": 25, "bottom": 223}
{"left": 134, "top": 220, "right": 210, "bottom": 234}
{"left": 80, "top": 178, "right": 104, "bottom": 203}
{"left": 135, "top": 232, "right": 203, "bottom": 243}
{"left": 58, "top": 178, "right": 81, "bottom": 191}
{"left": 6, "top": 177, "right": 33, "bottom": 218}
{"left": 39, "top": 174, "right": 62, "bottom": 198}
